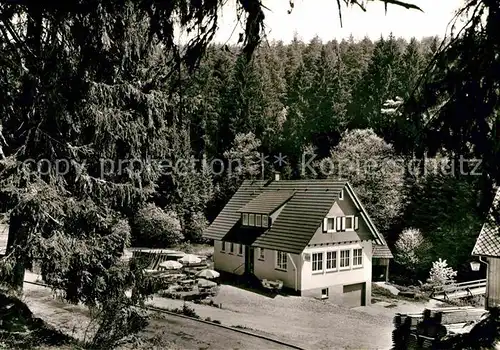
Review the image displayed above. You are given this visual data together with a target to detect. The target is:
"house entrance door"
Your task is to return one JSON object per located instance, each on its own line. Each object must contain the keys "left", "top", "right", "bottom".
{"left": 245, "top": 246, "right": 254, "bottom": 274}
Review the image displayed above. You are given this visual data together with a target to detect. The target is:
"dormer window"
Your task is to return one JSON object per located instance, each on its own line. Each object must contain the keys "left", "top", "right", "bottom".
{"left": 241, "top": 213, "right": 270, "bottom": 228}
{"left": 339, "top": 189, "right": 344, "bottom": 200}
{"left": 262, "top": 214, "right": 269, "bottom": 228}
{"left": 249, "top": 213, "right": 255, "bottom": 226}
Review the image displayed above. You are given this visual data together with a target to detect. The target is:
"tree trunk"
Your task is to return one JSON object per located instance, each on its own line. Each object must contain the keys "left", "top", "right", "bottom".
{"left": 5, "top": 214, "right": 25, "bottom": 293}
{"left": 4, "top": 5, "right": 42, "bottom": 294}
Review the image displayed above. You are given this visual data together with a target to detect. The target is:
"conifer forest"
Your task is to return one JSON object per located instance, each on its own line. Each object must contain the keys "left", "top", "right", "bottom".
{"left": 0, "top": 0, "right": 500, "bottom": 348}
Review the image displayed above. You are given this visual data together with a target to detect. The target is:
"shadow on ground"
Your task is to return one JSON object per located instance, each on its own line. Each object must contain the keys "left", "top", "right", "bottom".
{"left": 0, "top": 288, "right": 79, "bottom": 349}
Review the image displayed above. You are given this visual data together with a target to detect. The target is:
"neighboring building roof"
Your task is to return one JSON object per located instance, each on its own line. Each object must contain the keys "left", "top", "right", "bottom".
{"left": 237, "top": 190, "right": 295, "bottom": 214}
{"left": 472, "top": 188, "right": 500, "bottom": 258}
{"left": 373, "top": 244, "right": 394, "bottom": 259}
{"left": 204, "top": 179, "right": 389, "bottom": 255}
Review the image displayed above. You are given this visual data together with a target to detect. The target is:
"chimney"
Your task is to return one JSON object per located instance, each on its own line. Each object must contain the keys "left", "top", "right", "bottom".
{"left": 274, "top": 172, "right": 280, "bottom": 181}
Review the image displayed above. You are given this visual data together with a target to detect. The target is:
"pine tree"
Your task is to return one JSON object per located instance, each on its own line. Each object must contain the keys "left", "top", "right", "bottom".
{"left": 399, "top": 37, "right": 424, "bottom": 99}
{"left": 0, "top": 4, "right": 190, "bottom": 345}
{"left": 351, "top": 34, "right": 403, "bottom": 134}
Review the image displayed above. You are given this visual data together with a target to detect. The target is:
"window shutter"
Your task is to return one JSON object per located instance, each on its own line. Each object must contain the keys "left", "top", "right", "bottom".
{"left": 336, "top": 217, "right": 342, "bottom": 232}
{"left": 332, "top": 216, "right": 336, "bottom": 232}
{"left": 323, "top": 218, "right": 328, "bottom": 232}
{"left": 341, "top": 216, "right": 346, "bottom": 231}
{"left": 354, "top": 216, "right": 359, "bottom": 230}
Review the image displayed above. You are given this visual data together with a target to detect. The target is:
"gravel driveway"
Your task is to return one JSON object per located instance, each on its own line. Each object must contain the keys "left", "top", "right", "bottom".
{"left": 149, "top": 284, "right": 428, "bottom": 349}
{"left": 22, "top": 271, "right": 430, "bottom": 349}
{"left": 22, "top": 280, "right": 295, "bottom": 349}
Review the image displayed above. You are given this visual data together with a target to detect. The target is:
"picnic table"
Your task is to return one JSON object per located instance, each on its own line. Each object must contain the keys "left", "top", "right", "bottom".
{"left": 158, "top": 273, "right": 186, "bottom": 280}
{"left": 178, "top": 279, "right": 196, "bottom": 291}
{"left": 197, "top": 278, "right": 217, "bottom": 291}
{"left": 179, "top": 279, "right": 196, "bottom": 285}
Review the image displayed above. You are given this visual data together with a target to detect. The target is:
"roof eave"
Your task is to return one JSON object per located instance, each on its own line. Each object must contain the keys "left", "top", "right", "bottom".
{"left": 471, "top": 252, "right": 500, "bottom": 258}
{"left": 344, "top": 182, "right": 385, "bottom": 245}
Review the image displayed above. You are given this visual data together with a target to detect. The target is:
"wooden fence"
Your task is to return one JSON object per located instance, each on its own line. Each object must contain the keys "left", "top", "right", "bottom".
{"left": 429, "top": 279, "right": 487, "bottom": 301}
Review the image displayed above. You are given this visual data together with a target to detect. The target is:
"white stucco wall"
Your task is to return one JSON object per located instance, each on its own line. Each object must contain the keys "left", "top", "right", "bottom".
{"left": 253, "top": 248, "right": 302, "bottom": 290}
{"left": 213, "top": 240, "right": 245, "bottom": 275}
{"left": 301, "top": 240, "right": 372, "bottom": 291}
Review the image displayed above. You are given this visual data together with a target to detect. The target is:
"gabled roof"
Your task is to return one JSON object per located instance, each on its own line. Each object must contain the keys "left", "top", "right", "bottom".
{"left": 237, "top": 190, "right": 295, "bottom": 214}
{"left": 203, "top": 179, "right": 388, "bottom": 255}
{"left": 472, "top": 188, "right": 500, "bottom": 258}
{"left": 252, "top": 181, "right": 345, "bottom": 253}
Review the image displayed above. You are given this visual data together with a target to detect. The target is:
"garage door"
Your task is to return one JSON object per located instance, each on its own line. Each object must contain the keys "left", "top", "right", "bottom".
{"left": 343, "top": 283, "right": 365, "bottom": 307}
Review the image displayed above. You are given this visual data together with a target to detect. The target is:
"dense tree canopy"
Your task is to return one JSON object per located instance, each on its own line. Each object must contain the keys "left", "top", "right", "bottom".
{"left": 1, "top": 0, "right": 500, "bottom": 345}
{"left": 321, "top": 129, "right": 406, "bottom": 235}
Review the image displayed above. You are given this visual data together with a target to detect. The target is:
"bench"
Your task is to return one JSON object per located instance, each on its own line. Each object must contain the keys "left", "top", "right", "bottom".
{"left": 261, "top": 279, "right": 283, "bottom": 292}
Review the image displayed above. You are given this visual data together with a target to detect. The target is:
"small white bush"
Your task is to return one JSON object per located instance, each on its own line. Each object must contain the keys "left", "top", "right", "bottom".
{"left": 395, "top": 228, "right": 424, "bottom": 271}
{"left": 427, "top": 258, "right": 457, "bottom": 286}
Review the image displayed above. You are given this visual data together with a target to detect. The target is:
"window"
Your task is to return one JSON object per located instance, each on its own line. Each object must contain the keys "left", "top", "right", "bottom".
{"left": 345, "top": 216, "right": 354, "bottom": 231}
{"left": 340, "top": 249, "right": 350, "bottom": 269}
{"left": 259, "top": 248, "right": 265, "bottom": 260}
{"left": 242, "top": 213, "right": 249, "bottom": 225}
{"left": 230, "top": 242, "right": 234, "bottom": 254}
{"left": 256, "top": 214, "right": 262, "bottom": 227}
{"left": 353, "top": 248, "right": 363, "bottom": 267}
{"left": 323, "top": 217, "right": 336, "bottom": 233}
{"left": 339, "top": 189, "right": 344, "bottom": 200}
{"left": 262, "top": 214, "right": 269, "bottom": 227}
{"left": 249, "top": 213, "right": 255, "bottom": 226}
{"left": 238, "top": 244, "right": 244, "bottom": 255}
{"left": 221, "top": 241, "right": 226, "bottom": 252}
{"left": 327, "top": 217, "right": 335, "bottom": 232}
{"left": 312, "top": 252, "right": 323, "bottom": 272}
{"left": 276, "top": 251, "right": 287, "bottom": 271}
{"left": 321, "top": 288, "right": 329, "bottom": 299}
{"left": 326, "top": 251, "right": 337, "bottom": 270}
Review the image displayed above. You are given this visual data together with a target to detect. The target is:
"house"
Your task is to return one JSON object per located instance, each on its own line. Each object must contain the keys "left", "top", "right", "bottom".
{"left": 472, "top": 187, "right": 500, "bottom": 309}
{"left": 203, "top": 177, "right": 393, "bottom": 307}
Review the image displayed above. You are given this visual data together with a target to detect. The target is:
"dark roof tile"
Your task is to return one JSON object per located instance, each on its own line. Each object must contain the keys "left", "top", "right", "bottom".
{"left": 373, "top": 244, "right": 394, "bottom": 259}
{"left": 203, "top": 179, "right": 390, "bottom": 255}
{"left": 203, "top": 180, "right": 267, "bottom": 240}
{"left": 237, "top": 190, "right": 295, "bottom": 214}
